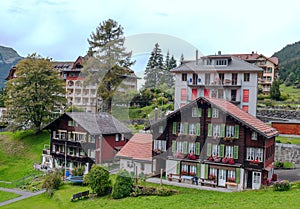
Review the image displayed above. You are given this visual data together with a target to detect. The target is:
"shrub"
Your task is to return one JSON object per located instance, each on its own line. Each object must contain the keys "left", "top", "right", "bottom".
{"left": 275, "top": 139, "right": 281, "bottom": 143}
{"left": 155, "top": 187, "right": 173, "bottom": 196}
{"left": 42, "top": 170, "right": 62, "bottom": 192}
{"left": 274, "top": 161, "right": 283, "bottom": 168}
{"left": 264, "top": 99, "right": 274, "bottom": 107}
{"left": 72, "top": 166, "right": 85, "bottom": 176}
{"left": 283, "top": 162, "right": 294, "bottom": 169}
{"left": 84, "top": 165, "right": 111, "bottom": 196}
{"left": 130, "top": 186, "right": 177, "bottom": 197}
{"left": 273, "top": 180, "right": 291, "bottom": 191}
{"left": 112, "top": 170, "right": 133, "bottom": 199}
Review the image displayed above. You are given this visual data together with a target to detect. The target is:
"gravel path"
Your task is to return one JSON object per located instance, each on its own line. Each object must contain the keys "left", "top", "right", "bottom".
{"left": 0, "top": 188, "right": 45, "bottom": 207}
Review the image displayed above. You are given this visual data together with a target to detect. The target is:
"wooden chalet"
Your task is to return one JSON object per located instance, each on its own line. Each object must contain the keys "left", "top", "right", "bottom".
{"left": 44, "top": 112, "right": 132, "bottom": 173}
{"left": 148, "top": 97, "right": 278, "bottom": 190}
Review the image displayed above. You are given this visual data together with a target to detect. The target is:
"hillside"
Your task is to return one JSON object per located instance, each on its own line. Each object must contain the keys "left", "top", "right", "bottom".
{"left": 272, "top": 41, "right": 300, "bottom": 86}
{"left": 0, "top": 46, "right": 23, "bottom": 88}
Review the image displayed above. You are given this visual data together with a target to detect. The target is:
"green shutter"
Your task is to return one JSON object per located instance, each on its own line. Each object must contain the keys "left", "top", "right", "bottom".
{"left": 195, "top": 142, "right": 200, "bottom": 155}
{"left": 234, "top": 125, "right": 239, "bottom": 139}
{"left": 236, "top": 168, "right": 241, "bottom": 184}
{"left": 196, "top": 123, "right": 201, "bottom": 136}
{"left": 220, "top": 144, "right": 225, "bottom": 157}
{"left": 183, "top": 141, "right": 188, "bottom": 154}
{"left": 208, "top": 124, "right": 212, "bottom": 137}
{"left": 204, "top": 164, "right": 209, "bottom": 179}
{"left": 221, "top": 124, "right": 225, "bottom": 137}
{"left": 208, "top": 108, "right": 212, "bottom": 118}
{"left": 172, "top": 141, "right": 177, "bottom": 153}
{"left": 234, "top": 145, "right": 239, "bottom": 159}
{"left": 197, "top": 164, "right": 201, "bottom": 177}
{"left": 198, "top": 108, "right": 202, "bottom": 117}
{"left": 184, "top": 122, "right": 188, "bottom": 135}
{"left": 176, "top": 162, "right": 181, "bottom": 175}
{"left": 207, "top": 143, "right": 212, "bottom": 156}
{"left": 172, "top": 122, "right": 177, "bottom": 134}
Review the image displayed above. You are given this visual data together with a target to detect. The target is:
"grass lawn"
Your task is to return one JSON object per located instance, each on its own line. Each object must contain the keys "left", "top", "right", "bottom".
{"left": 279, "top": 84, "right": 300, "bottom": 104}
{"left": 0, "top": 131, "right": 49, "bottom": 182}
{"left": 276, "top": 136, "right": 300, "bottom": 144}
{"left": 1, "top": 183, "right": 300, "bottom": 209}
{"left": 0, "top": 190, "right": 20, "bottom": 202}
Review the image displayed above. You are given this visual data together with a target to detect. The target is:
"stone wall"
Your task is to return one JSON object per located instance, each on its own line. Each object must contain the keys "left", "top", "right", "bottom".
{"left": 275, "top": 143, "right": 300, "bottom": 168}
{"left": 257, "top": 108, "right": 300, "bottom": 122}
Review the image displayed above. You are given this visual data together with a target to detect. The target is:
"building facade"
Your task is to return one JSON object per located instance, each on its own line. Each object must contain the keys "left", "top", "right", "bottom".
{"left": 231, "top": 53, "right": 279, "bottom": 93}
{"left": 172, "top": 52, "right": 263, "bottom": 116}
{"left": 43, "top": 112, "right": 132, "bottom": 173}
{"left": 149, "top": 97, "right": 278, "bottom": 190}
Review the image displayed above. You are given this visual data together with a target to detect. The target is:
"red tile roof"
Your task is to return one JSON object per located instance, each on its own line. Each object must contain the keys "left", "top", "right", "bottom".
{"left": 116, "top": 133, "right": 153, "bottom": 161}
{"left": 204, "top": 97, "right": 279, "bottom": 138}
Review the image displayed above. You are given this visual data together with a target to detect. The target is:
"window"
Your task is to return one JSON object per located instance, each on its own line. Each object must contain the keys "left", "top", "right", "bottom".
{"left": 121, "top": 134, "right": 125, "bottom": 141}
{"left": 141, "top": 163, "right": 145, "bottom": 171}
{"left": 159, "top": 126, "right": 164, "bottom": 134}
{"left": 213, "top": 124, "right": 221, "bottom": 137}
{"left": 181, "top": 88, "right": 187, "bottom": 101}
{"left": 226, "top": 126, "right": 235, "bottom": 137}
{"left": 242, "top": 105, "right": 249, "bottom": 112}
{"left": 192, "top": 74, "right": 198, "bottom": 85}
{"left": 176, "top": 141, "right": 184, "bottom": 153}
{"left": 189, "top": 123, "right": 196, "bottom": 135}
{"left": 267, "top": 67, "right": 273, "bottom": 73}
{"left": 68, "top": 120, "right": 75, "bottom": 126}
{"left": 188, "top": 142, "right": 196, "bottom": 153}
{"left": 192, "top": 89, "right": 197, "bottom": 100}
{"left": 212, "top": 108, "right": 219, "bottom": 118}
{"left": 232, "top": 73, "right": 237, "bottom": 85}
{"left": 192, "top": 108, "right": 198, "bottom": 117}
{"left": 216, "top": 59, "right": 228, "bottom": 66}
{"left": 243, "top": 89, "right": 249, "bottom": 102}
{"left": 246, "top": 147, "right": 263, "bottom": 162}
{"left": 204, "top": 89, "right": 210, "bottom": 97}
{"left": 228, "top": 170, "right": 235, "bottom": 179}
{"left": 210, "top": 168, "right": 218, "bottom": 177}
{"left": 115, "top": 134, "right": 119, "bottom": 142}
{"left": 179, "top": 123, "right": 184, "bottom": 134}
{"left": 225, "top": 146, "right": 234, "bottom": 157}
{"left": 88, "top": 135, "right": 95, "bottom": 143}
{"left": 212, "top": 144, "right": 220, "bottom": 156}
{"left": 205, "top": 73, "right": 211, "bottom": 85}
{"left": 231, "top": 89, "right": 237, "bottom": 101}
{"left": 244, "top": 73, "right": 250, "bottom": 82}
{"left": 251, "top": 132, "right": 257, "bottom": 140}
{"left": 153, "top": 140, "right": 166, "bottom": 151}
{"left": 218, "top": 89, "right": 224, "bottom": 99}
{"left": 219, "top": 73, "right": 224, "bottom": 84}
{"left": 182, "top": 73, "right": 187, "bottom": 81}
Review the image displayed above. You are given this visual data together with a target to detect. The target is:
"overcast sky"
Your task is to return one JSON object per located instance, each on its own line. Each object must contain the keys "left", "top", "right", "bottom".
{"left": 1, "top": 0, "right": 300, "bottom": 65}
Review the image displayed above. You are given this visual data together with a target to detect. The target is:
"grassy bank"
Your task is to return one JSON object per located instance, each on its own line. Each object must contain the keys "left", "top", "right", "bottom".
{"left": 276, "top": 136, "right": 300, "bottom": 145}
{"left": 0, "top": 190, "right": 20, "bottom": 202}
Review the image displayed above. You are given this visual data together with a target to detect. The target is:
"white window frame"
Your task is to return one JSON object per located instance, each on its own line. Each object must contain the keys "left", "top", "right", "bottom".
{"left": 121, "top": 134, "right": 125, "bottom": 141}
{"left": 251, "top": 132, "right": 257, "bottom": 140}
{"left": 179, "top": 123, "right": 184, "bottom": 134}
{"left": 153, "top": 140, "right": 166, "bottom": 151}
{"left": 226, "top": 126, "right": 235, "bottom": 137}
{"left": 192, "top": 108, "right": 198, "bottom": 117}
{"left": 159, "top": 126, "right": 164, "bottom": 134}
{"left": 189, "top": 123, "right": 196, "bottom": 135}
{"left": 228, "top": 170, "right": 235, "bottom": 179}
{"left": 213, "top": 124, "right": 221, "bottom": 137}
{"left": 115, "top": 134, "right": 119, "bottom": 142}
{"left": 246, "top": 147, "right": 263, "bottom": 162}
{"left": 210, "top": 168, "right": 218, "bottom": 176}
{"left": 188, "top": 142, "right": 196, "bottom": 153}
{"left": 176, "top": 141, "right": 184, "bottom": 153}
{"left": 212, "top": 144, "right": 220, "bottom": 156}
{"left": 225, "top": 146, "right": 234, "bottom": 158}
{"left": 212, "top": 108, "right": 219, "bottom": 118}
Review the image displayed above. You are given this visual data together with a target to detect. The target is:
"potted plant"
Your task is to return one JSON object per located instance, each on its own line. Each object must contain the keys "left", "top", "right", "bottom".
{"left": 228, "top": 158, "right": 235, "bottom": 165}
{"left": 208, "top": 155, "right": 213, "bottom": 161}
{"left": 222, "top": 157, "right": 229, "bottom": 164}
{"left": 213, "top": 156, "right": 221, "bottom": 163}
{"left": 188, "top": 152, "right": 197, "bottom": 160}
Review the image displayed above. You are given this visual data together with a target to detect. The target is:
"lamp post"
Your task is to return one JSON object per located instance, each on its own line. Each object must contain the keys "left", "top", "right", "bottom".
{"left": 161, "top": 93, "right": 164, "bottom": 118}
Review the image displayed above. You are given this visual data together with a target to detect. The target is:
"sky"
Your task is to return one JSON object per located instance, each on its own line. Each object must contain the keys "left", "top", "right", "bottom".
{"left": 1, "top": 0, "right": 300, "bottom": 72}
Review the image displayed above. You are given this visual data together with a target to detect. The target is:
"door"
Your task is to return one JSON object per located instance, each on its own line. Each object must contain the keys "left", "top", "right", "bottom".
{"left": 252, "top": 172, "right": 261, "bottom": 190}
{"left": 218, "top": 169, "right": 226, "bottom": 187}
{"left": 247, "top": 171, "right": 252, "bottom": 188}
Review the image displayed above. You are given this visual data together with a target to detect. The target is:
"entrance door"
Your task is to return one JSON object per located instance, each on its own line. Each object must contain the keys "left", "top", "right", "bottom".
{"left": 218, "top": 169, "right": 226, "bottom": 187}
{"left": 252, "top": 171, "right": 261, "bottom": 190}
{"left": 247, "top": 171, "right": 252, "bottom": 188}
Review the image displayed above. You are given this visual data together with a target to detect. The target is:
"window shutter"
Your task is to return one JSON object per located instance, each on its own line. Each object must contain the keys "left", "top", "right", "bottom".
{"left": 207, "top": 143, "right": 212, "bottom": 156}
{"left": 208, "top": 124, "right": 212, "bottom": 137}
{"left": 176, "top": 162, "right": 181, "bottom": 175}
{"left": 198, "top": 108, "right": 202, "bottom": 117}
{"left": 236, "top": 168, "right": 240, "bottom": 184}
{"left": 234, "top": 125, "right": 239, "bottom": 139}
{"left": 172, "top": 122, "right": 177, "bottom": 134}
{"left": 204, "top": 164, "right": 208, "bottom": 179}
{"left": 220, "top": 124, "right": 225, "bottom": 137}
{"left": 197, "top": 164, "right": 201, "bottom": 177}
{"left": 208, "top": 108, "right": 212, "bottom": 118}
{"left": 172, "top": 141, "right": 177, "bottom": 153}
{"left": 184, "top": 122, "right": 189, "bottom": 135}
{"left": 195, "top": 142, "right": 200, "bottom": 155}
{"left": 220, "top": 144, "right": 225, "bottom": 157}
{"left": 234, "top": 145, "right": 239, "bottom": 159}
{"left": 183, "top": 141, "right": 188, "bottom": 154}
{"left": 196, "top": 123, "right": 201, "bottom": 136}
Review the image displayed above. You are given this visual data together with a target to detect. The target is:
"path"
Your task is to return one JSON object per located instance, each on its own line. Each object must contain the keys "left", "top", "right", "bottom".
{"left": 0, "top": 187, "right": 45, "bottom": 207}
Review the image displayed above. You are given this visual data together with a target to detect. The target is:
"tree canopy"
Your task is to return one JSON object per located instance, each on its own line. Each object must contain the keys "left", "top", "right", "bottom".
{"left": 270, "top": 79, "right": 281, "bottom": 100}
{"left": 4, "top": 53, "right": 66, "bottom": 132}
{"left": 83, "top": 19, "right": 134, "bottom": 113}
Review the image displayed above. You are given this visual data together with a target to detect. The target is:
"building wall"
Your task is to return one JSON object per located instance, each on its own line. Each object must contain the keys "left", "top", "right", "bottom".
{"left": 120, "top": 159, "right": 152, "bottom": 175}
{"left": 271, "top": 122, "right": 300, "bottom": 135}
{"left": 275, "top": 143, "right": 300, "bottom": 168}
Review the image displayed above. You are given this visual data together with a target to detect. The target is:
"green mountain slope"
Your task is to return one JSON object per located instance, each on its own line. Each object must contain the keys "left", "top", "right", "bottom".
{"left": 0, "top": 46, "right": 23, "bottom": 88}
{"left": 272, "top": 41, "right": 300, "bottom": 85}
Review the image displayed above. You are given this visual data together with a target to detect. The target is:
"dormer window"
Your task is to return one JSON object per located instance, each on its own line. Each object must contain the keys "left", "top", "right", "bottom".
{"left": 251, "top": 132, "right": 257, "bottom": 140}
{"left": 216, "top": 59, "right": 228, "bottom": 66}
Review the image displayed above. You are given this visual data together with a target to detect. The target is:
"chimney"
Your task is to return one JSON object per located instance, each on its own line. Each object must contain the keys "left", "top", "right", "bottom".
{"left": 196, "top": 50, "right": 199, "bottom": 65}
{"left": 218, "top": 51, "right": 221, "bottom": 55}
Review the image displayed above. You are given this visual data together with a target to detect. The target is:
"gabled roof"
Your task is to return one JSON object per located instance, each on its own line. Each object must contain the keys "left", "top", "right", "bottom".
{"left": 44, "top": 112, "right": 131, "bottom": 135}
{"left": 116, "top": 133, "right": 153, "bottom": 161}
{"left": 150, "top": 97, "right": 279, "bottom": 139}
{"left": 172, "top": 56, "right": 263, "bottom": 73}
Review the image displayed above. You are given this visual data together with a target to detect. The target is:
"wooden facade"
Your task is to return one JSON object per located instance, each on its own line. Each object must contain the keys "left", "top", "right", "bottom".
{"left": 149, "top": 97, "right": 278, "bottom": 190}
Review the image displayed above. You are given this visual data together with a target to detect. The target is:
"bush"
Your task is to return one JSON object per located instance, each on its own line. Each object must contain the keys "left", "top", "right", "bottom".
{"left": 112, "top": 170, "right": 133, "bottom": 199}
{"left": 275, "top": 139, "right": 281, "bottom": 143}
{"left": 264, "top": 99, "right": 274, "bottom": 107}
{"left": 130, "top": 186, "right": 176, "bottom": 197}
{"left": 72, "top": 166, "right": 85, "bottom": 176}
{"left": 273, "top": 180, "right": 291, "bottom": 191}
{"left": 84, "top": 165, "right": 111, "bottom": 196}
{"left": 155, "top": 186, "right": 174, "bottom": 196}
{"left": 283, "top": 162, "right": 294, "bottom": 169}
{"left": 42, "top": 170, "right": 62, "bottom": 191}
{"left": 274, "top": 161, "right": 283, "bottom": 168}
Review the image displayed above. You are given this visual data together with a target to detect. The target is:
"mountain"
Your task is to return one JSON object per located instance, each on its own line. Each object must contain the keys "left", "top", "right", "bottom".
{"left": 272, "top": 41, "right": 300, "bottom": 86}
{"left": 0, "top": 46, "right": 23, "bottom": 88}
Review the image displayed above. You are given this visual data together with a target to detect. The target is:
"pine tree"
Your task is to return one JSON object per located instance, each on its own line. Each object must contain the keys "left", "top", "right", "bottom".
{"left": 161, "top": 52, "right": 177, "bottom": 88}
{"left": 180, "top": 53, "right": 184, "bottom": 64}
{"left": 5, "top": 54, "right": 66, "bottom": 132}
{"left": 83, "top": 19, "right": 134, "bottom": 113}
{"left": 270, "top": 79, "right": 281, "bottom": 100}
{"left": 144, "top": 43, "right": 164, "bottom": 89}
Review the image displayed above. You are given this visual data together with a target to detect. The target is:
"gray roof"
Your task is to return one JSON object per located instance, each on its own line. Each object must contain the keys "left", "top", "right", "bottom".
{"left": 171, "top": 56, "right": 263, "bottom": 73}
{"left": 66, "top": 112, "right": 131, "bottom": 135}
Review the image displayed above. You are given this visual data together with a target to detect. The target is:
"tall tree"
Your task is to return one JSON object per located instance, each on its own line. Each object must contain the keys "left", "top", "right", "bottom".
{"left": 83, "top": 19, "right": 134, "bottom": 113}
{"left": 5, "top": 54, "right": 66, "bottom": 132}
{"left": 144, "top": 43, "right": 164, "bottom": 89}
{"left": 270, "top": 79, "right": 281, "bottom": 100}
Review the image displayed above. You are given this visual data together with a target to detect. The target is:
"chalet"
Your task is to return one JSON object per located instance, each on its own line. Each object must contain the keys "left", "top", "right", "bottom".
{"left": 148, "top": 97, "right": 278, "bottom": 190}
{"left": 116, "top": 133, "right": 153, "bottom": 176}
{"left": 43, "top": 112, "right": 132, "bottom": 173}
